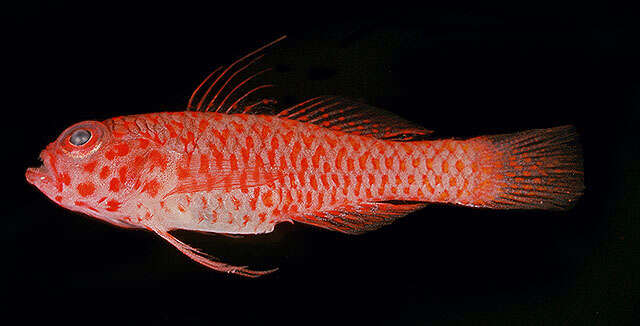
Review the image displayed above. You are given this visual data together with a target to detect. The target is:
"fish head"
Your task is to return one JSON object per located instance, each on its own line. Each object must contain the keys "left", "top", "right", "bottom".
{"left": 26, "top": 120, "right": 141, "bottom": 228}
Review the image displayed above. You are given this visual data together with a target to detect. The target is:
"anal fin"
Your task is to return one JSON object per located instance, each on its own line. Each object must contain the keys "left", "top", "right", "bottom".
{"left": 291, "top": 201, "right": 428, "bottom": 234}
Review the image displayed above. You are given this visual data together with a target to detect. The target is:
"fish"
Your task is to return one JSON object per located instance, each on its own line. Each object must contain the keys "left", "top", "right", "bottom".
{"left": 25, "top": 36, "right": 584, "bottom": 277}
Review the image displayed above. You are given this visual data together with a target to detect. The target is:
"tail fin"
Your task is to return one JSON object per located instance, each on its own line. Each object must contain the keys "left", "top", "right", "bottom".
{"left": 475, "top": 125, "right": 584, "bottom": 210}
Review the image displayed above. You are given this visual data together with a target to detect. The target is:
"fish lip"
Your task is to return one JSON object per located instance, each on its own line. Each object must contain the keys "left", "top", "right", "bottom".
{"left": 25, "top": 165, "right": 51, "bottom": 185}
{"left": 25, "top": 154, "right": 53, "bottom": 186}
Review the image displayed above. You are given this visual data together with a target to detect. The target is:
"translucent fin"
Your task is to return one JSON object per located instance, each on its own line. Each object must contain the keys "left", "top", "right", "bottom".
{"left": 291, "top": 201, "right": 428, "bottom": 234}
{"left": 277, "top": 96, "right": 433, "bottom": 141}
{"left": 187, "top": 36, "right": 286, "bottom": 113}
{"left": 476, "top": 125, "right": 584, "bottom": 210}
{"left": 184, "top": 38, "right": 434, "bottom": 141}
{"left": 146, "top": 225, "right": 277, "bottom": 278}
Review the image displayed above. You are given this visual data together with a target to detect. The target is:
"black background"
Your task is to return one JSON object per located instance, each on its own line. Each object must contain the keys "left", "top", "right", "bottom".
{"left": 3, "top": 1, "right": 638, "bottom": 325}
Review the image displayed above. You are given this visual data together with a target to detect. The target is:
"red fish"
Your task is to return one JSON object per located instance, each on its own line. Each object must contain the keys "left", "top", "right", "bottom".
{"left": 25, "top": 37, "right": 584, "bottom": 277}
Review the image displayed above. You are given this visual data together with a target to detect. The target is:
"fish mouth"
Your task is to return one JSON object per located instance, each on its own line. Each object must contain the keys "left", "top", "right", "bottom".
{"left": 25, "top": 154, "right": 53, "bottom": 186}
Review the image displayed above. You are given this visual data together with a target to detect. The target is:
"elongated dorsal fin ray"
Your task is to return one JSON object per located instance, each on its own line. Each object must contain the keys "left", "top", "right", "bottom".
{"left": 146, "top": 225, "right": 277, "bottom": 278}
{"left": 290, "top": 201, "right": 428, "bottom": 234}
{"left": 277, "top": 96, "right": 434, "bottom": 141}
{"left": 186, "top": 36, "right": 433, "bottom": 140}
{"left": 187, "top": 35, "right": 286, "bottom": 113}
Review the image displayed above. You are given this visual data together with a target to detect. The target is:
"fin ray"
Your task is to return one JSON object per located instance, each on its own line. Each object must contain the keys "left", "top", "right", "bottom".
{"left": 290, "top": 201, "right": 428, "bottom": 234}
{"left": 146, "top": 225, "right": 276, "bottom": 277}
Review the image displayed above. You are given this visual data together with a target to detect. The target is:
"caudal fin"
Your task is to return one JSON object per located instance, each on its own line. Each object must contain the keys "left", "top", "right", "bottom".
{"left": 475, "top": 125, "right": 584, "bottom": 210}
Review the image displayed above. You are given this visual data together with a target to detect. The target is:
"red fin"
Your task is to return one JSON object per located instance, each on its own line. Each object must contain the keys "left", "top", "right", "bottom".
{"left": 475, "top": 125, "right": 584, "bottom": 210}
{"left": 187, "top": 36, "right": 285, "bottom": 113}
{"left": 185, "top": 38, "right": 433, "bottom": 141}
{"left": 147, "top": 225, "right": 277, "bottom": 278}
{"left": 277, "top": 96, "right": 434, "bottom": 141}
{"left": 291, "top": 201, "right": 427, "bottom": 234}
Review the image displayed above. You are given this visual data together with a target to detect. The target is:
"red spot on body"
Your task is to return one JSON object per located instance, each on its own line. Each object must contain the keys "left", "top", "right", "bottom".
{"left": 358, "top": 151, "right": 370, "bottom": 170}
{"left": 312, "top": 146, "right": 325, "bottom": 169}
{"left": 399, "top": 160, "right": 406, "bottom": 172}
{"left": 290, "top": 142, "right": 301, "bottom": 167}
{"left": 301, "top": 133, "right": 314, "bottom": 147}
{"left": 317, "top": 192, "right": 324, "bottom": 208}
{"left": 309, "top": 175, "right": 318, "bottom": 191}
{"left": 262, "top": 191, "right": 274, "bottom": 207}
{"left": 119, "top": 166, "right": 128, "bottom": 184}
{"left": 198, "top": 119, "right": 209, "bottom": 133}
{"left": 105, "top": 150, "right": 116, "bottom": 160}
{"left": 55, "top": 196, "right": 62, "bottom": 202}
{"left": 77, "top": 182, "right": 95, "bottom": 197}
{"left": 323, "top": 162, "right": 331, "bottom": 173}
{"left": 199, "top": 154, "right": 209, "bottom": 174}
{"left": 229, "top": 154, "right": 238, "bottom": 171}
{"left": 165, "top": 123, "right": 177, "bottom": 138}
{"left": 408, "top": 175, "right": 415, "bottom": 185}
{"left": 106, "top": 199, "right": 121, "bottom": 212}
{"left": 177, "top": 166, "right": 190, "bottom": 180}
{"left": 230, "top": 121, "right": 244, "bottom": 133}
{"left": 442, "top": 160, "right": 449, "bottom": 173}
{"left": 249, "top": 188, "right": 259, "bottom": 211}
{"left": 99, "top": 166, "right": 110, "bottom": 179}
{"left": 231, "top": 196, "right": 241, "bottom": 210}
{"left": 439, "top": 190, "right": 449, "bottom": 201}
{"left": 336, "top": 147, "right": 346, "bottom": 170}
{"left": 142, "top": 179, "right": 161, "bottom": 197}
{"left": 385, "top": 156, "right": 394, "bottom": 170}
{"left": 61, "top": 173, "right": 71, "bottom": 186}
{"left": 320, "top": 174, "right": 330, "bottom": 188}
{"left": 114, "top": 143, "right": 130, "bottom": 157}
{"left": 348, "top": 138, "right": 361, "bottom": 151}
{"left": 83, "top": 161, "right": 97, "bottom": 173}
{"left": 341, "top": 175, "right": 350, "bottom": 196}
{"left": 148, "top": 150, "right": 167, "bottom": 171}
{"left": 137, "top": 138, "right": 150, "bottom": 150}
{"left": 109, "top": 178, "right": 120, "bottom": 192}
{"left": 412, "top": 157, "right": 421, "bottom": 169}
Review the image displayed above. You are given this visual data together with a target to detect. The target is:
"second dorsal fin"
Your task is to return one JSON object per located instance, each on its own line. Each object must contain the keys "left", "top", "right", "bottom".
{"left": 277, "top": 96, "right": 434, "bottom": 141}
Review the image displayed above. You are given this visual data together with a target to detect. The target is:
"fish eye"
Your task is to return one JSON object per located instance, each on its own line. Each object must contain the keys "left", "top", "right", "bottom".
{"left": 69, "top": 129, "right": 92, "bottom": 146}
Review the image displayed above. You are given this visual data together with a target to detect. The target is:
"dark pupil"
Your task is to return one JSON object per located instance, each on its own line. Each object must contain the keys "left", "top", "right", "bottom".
{"left": 70, "top": 129, "right": 91, "bottom": 146}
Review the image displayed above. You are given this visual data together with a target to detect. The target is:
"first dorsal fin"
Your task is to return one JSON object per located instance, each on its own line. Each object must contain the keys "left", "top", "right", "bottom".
{"left": 186, "top": 35, "right": 286, "bottom": 113}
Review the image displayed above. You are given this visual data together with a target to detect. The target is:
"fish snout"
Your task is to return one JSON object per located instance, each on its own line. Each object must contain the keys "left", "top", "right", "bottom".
{"left": 25, "top": 165, "right": 52, "bottom": 186}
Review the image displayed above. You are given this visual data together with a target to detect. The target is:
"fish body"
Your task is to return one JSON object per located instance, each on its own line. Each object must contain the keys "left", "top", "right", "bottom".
{"left": 26, "top": 38, "right": 584, "bottom": 276}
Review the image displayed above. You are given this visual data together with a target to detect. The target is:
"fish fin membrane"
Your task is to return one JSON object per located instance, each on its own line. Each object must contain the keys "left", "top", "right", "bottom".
{"left": 147, "top": 225, "right": 277, "bottom": 278}
{"left": 477, "top": 125, "right": 584, "bottom": 210}
{"left": 276, "top": 96, "right": 434, "bottom": 141}
{"left": 184, "top": 38, "right": 434, "bottom": 141}
{"left": 291, "top": 201, "right": 428, "bottom": 234}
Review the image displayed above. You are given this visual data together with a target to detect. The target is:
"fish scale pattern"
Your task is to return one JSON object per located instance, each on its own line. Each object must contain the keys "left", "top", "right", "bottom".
{"left": 103, "top": 112, "right": 495, "bottom": 234}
